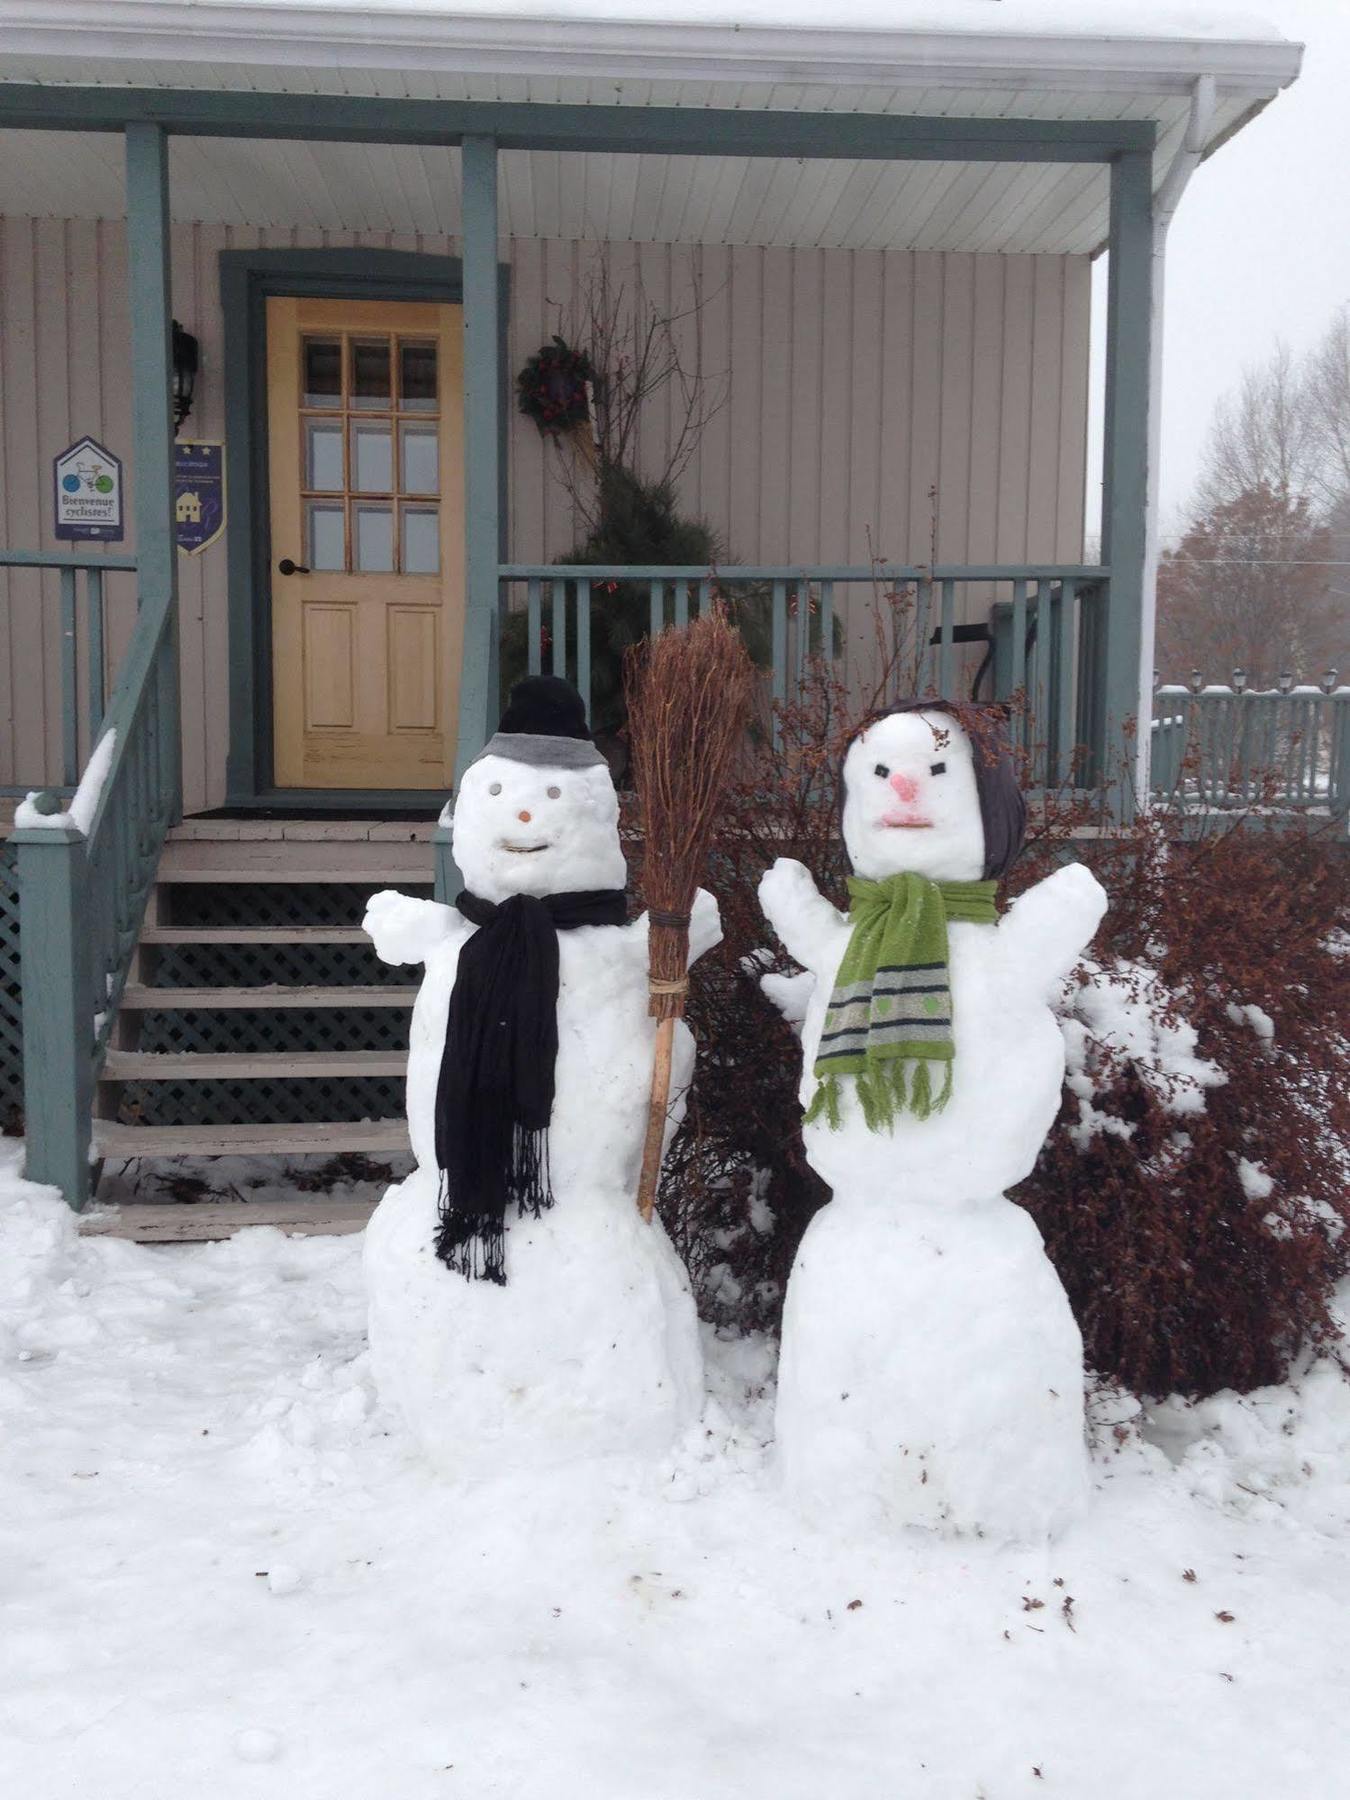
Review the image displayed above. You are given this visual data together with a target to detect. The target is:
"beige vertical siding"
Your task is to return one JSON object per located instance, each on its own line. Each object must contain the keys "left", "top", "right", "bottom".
{"left": 0, "top": 218, "right": 1089, "bottom": 810}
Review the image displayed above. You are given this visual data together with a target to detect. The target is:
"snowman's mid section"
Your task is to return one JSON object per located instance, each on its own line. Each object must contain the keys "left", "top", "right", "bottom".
{"left": 759, "top": 704, "right": 1106, "bottom": 1540}
{"left": 362, "top": 678, "right": 715, "bottom": 1479}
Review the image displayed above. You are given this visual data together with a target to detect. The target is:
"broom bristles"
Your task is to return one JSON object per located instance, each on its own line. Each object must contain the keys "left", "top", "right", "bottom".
{"left": 625, "top": 605, "right": 756, "bottom": 1019}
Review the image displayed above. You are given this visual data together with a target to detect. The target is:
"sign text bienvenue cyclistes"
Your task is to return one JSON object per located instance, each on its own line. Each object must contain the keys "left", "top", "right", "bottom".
{"left": 53, "top": 437, "right": 124, "bottom": 542}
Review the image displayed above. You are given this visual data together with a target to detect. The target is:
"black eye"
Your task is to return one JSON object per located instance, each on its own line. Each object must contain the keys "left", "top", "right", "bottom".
{"left": 930, "top": 761, "right": 946, "bottom": 776}
{"left": 874, "top": 762, "right": 890, "bottom": 779}
{"left": 489, "top": 782, "right": 502, "bottom": 796}
{"left": 546, "top": 785, "right": 561, "bottom": 799}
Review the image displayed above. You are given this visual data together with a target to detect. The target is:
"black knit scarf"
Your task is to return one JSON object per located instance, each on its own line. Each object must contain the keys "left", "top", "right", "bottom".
{"left": 433, "top": 886, "right": 628, "bottom": 1284}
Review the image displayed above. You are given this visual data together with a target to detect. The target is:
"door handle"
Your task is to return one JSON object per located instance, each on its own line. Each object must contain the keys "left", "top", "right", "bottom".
{"left": 277, "top": 558, "right": 311, "bottom": 576}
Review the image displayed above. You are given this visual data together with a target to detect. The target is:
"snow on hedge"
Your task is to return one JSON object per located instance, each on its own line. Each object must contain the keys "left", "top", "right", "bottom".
{"left": 1059, "top": 958, "right": 1228, "bottom": 1149}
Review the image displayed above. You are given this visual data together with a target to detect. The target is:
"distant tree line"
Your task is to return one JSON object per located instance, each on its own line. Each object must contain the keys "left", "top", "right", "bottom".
{"left": 1157, "top": 305, "right": 1350, "bottom": 687}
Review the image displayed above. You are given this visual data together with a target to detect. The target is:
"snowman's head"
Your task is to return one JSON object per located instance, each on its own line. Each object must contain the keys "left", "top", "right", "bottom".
{"left": 453, "top": 754, "right": 625, "bottom": 901}
{"left": 841, "top": 704, "right": 1025, "bottom": 883}
{"left": 451, "top": 675, "right": 627, "bottom": 902}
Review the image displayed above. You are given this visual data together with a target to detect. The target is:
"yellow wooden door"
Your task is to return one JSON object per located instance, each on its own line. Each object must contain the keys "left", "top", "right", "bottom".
{"left": 267, "top": 297, "right": 464, "bottom": 789}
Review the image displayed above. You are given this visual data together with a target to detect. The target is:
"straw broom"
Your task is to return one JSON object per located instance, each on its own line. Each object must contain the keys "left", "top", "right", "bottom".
{"left": 626, "top": 606, "right": 756, "bottom": 1224}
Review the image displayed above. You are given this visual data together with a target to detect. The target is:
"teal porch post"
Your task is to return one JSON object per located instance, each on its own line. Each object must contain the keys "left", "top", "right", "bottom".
{"left": 1096, "top": 147, "right": 1155, "bottom": 813}
{"left": 453, "top": 132, "right": 501, "bottom": 790}
{"left": 14, "top": 816, "right": 93, "bottom": 1208}
{"left": 124, "top": 121, "right": 182, "bottom": 822}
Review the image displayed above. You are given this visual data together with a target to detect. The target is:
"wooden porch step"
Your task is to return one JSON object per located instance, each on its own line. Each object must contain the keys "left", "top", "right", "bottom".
{"left": 138, "top": 924, "right": 374, "bottom": 945}
{"left": 80, "top": 1197, "right": 380, "bottom": 1242}
{"left": 158, "top": 838, "right": 435, "bottom": 883}
{"left": 93, "top": 1118, "right": 411, "bottom": 1159}
{"left": 120, "top": 983, "right": 418, "bottom": 1010}
{"left": 171, "top": 819, "right": 437, "bottom": 843}
{"left": 103, "top": 1049, "right": 408, "bottom": 1080}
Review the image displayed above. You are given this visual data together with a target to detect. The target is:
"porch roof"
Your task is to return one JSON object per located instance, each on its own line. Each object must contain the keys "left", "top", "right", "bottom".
{"left": 0, "top": 0, "right": 1300, "bottom": 254}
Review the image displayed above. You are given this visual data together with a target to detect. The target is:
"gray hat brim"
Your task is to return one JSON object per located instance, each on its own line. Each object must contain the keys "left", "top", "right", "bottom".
{"left": 472, "top": 731, "right": 607, "bottom": 771}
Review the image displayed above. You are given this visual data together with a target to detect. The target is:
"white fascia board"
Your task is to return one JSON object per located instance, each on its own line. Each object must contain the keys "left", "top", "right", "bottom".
{"left": 0, "top": 3, "right": 1303, "bottom": 103}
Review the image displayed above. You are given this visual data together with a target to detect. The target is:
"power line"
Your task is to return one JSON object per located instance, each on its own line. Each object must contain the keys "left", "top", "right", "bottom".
{"left": 1158, "top": 557, "right": 1350, "bottom": 567}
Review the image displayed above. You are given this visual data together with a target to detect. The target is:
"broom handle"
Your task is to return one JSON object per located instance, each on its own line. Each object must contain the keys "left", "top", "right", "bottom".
{"left": 636, "top": 1015, "right": 677, "bottom": 1223}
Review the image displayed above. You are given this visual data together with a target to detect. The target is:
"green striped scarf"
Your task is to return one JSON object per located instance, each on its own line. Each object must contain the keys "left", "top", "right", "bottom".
{"left": 805, "top": 872, "right": 998, "bottom": 1131}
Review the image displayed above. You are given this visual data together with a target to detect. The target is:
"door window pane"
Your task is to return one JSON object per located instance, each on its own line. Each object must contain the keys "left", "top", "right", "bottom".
{"left": 306, "top": 502, "right": 345, "bottom": 572}
{"left": 401, "top": 504, "right": 440, "bottom": 575}
{"left": 399, "top": 341, "right": 437, "bottom": 411}
{"left": 305, "top": 420, "right": 344, "bottom": 491}
{"left": 355, "top": 503, "right": 394, "bottom": 573}
{"left": 350, "top": 338, "right": 391, "bottom": 410}
{"left": 303, "top": 338, "right": 341, "bottom": 408}
{"left": 399, "top": 422, "right": 438, "bottom": 495}
{"left": 351, "top": 422, "right": 393, "bottom": 493}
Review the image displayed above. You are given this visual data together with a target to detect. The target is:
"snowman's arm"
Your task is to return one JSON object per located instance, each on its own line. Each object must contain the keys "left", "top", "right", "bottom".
{"left": 996, "top": 862, "right": 1107, "bottom": 996}
{"left": 758, "top": 857, "right": 851, "bottom": 975}
{"left": 628, "top": 887, "right": 723, "bottom": 968}
{"left": 363, "top": 888, "right": 465, "bottom": 968}
{"left": 687, "top": 887, "right": 722, "bottom": 965}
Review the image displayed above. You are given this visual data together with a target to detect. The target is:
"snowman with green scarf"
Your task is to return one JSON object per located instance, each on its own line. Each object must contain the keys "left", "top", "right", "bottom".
{"left": 759, "top": 701, "right": 1107, "bottom": 1540}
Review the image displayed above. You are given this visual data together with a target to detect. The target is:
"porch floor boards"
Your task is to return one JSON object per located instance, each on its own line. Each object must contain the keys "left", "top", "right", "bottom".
{"left": 93, "top": 1119, "right": 411, "bottom": 1159}
{"left": 172, "top": 819, "right": 438, "bottom": 841}
{"left": 159, "top": 845, "right": 434, "bottom": 883}
{"left": 79, "top": 1196, "right": 379, "bottom": 1242}
{"left": 139, "top": 924, "right": 373, "bottom": 945}
{"left": 120, "top": 983, "right": 419, "bottom": 1010}
{"left": 104, "top": 1049, "right": 408, "bottom": 1080}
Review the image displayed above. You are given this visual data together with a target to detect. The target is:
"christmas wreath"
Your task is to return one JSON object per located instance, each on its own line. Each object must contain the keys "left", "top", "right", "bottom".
{"left": 516, "top": 336, "right": 595, "bottom": 436}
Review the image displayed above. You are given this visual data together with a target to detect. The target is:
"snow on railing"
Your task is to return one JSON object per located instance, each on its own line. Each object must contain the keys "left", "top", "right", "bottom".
{"left": 1151, "top": 678, "right": 1349, "bottom": 813}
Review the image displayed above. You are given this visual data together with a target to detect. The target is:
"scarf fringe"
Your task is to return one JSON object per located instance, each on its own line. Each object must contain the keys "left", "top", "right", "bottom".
{"left": 805, "top": 1057, "right": 954, "bottom": 1133}
{"left": 433, "top": 1125, "right": 553, "bottom": 1286}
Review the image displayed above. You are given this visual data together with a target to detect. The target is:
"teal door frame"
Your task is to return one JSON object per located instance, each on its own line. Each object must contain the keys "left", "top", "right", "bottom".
{"left": 219, "top": 245, "right": 509, "bottom": 810}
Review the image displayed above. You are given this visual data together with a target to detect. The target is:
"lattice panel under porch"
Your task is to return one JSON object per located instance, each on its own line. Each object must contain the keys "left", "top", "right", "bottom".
{"left": 168, "top": 880, "right": 430, "bottom": 930}
{"left": 151, "top": 941, "right": 409, "bottom": 989}
{"left": 134, "top": 1005, "right": 411, "bottom": 1057}
{"left": 0, "top": 844, "right": 21, "bottom": 1125}
{"left": 116, "top": 1076, "right": 407, "bottom": 1128}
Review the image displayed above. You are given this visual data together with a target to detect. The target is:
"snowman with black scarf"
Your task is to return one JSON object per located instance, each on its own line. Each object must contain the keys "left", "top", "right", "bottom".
{"left": 363, "top": 676, "right": 718, "bottom": 1477}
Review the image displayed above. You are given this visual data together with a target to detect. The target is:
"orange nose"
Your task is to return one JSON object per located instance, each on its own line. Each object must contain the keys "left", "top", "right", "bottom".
{"left": 517, "top": 810, "right": 532, "bottom": 823}
{"left": 888, "top": 771, "right": 920, "bottom": 805}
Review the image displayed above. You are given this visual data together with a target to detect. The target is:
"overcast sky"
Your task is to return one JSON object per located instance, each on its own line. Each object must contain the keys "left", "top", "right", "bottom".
{"left": 1086, "top": 0, "right": 1350, "bottom": 540}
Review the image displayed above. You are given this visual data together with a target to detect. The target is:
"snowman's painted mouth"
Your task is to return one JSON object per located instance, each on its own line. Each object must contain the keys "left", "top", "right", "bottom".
{"left": 880, "top": 816, "right": 933, "bottom": 830}
{"left": 500, "top": 839, "right": 553, "bottom": 855}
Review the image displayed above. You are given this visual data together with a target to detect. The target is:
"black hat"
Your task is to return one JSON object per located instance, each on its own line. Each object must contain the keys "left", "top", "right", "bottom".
{"left": 476, "top": 675, "right": 606, "bottom": 770}
{"left": 498, "top": 675, "right": 593, "bottom": 741}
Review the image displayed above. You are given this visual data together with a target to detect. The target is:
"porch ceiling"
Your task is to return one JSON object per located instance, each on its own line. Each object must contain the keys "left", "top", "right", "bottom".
{"left": 0, "top": 0, "right": 1298, "bottom": 256}
{"left": 0, "top": 91, "right": 1241, "bottom": 255}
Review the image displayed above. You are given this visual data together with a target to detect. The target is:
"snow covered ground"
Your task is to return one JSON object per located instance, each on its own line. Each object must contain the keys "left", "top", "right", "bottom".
{"left": 3, "top": 1138, "right": 1349, "bottom": 1799}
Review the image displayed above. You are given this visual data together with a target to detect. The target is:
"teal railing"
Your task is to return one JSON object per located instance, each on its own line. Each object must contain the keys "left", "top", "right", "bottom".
{"left": 0, "top": 549, "right": 139, "bottom": 795}
{"left": 0, "top": 549, "right": 139, "bottom": 1130}
{"left": 1152, "top": 681, "right": 1350, "bottom": 814}
{"left": 9, "top": 546, "right": 179, "bottom": 1206}
{"left": 498, "top": 563, "right": 1110, "bottom": 787}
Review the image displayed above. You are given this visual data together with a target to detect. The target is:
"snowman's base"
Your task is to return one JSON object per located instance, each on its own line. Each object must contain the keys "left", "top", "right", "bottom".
{"left": 775, "top": 1193, "right": 1088, "bottom": 1542}
{"left": 364, "top": 1166, "right": 704, "bottom": 1479}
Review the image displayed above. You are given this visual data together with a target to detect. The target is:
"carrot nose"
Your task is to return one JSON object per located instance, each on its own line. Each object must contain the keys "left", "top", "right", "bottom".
{"left": 517, "top": 810, "right": 532, "bottom": 823}
{"left": 888, "top": 771, "right": 920, "bottom": 805}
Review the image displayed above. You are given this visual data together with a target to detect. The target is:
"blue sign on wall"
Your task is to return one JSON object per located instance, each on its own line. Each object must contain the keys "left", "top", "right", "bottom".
{"left": 173, "top": 441, "right": 226, "bottom": 556}
{"left": 53, "top": 436, "right": 124, "bottom": 542}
